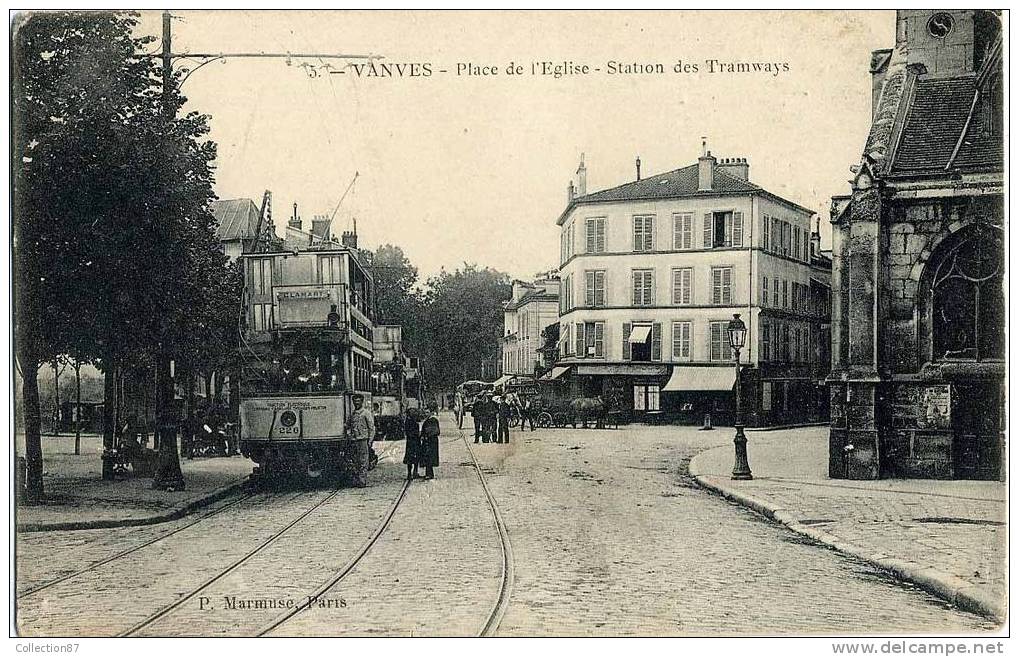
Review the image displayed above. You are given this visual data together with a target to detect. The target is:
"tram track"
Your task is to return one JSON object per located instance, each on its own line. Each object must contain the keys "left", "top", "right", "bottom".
{"left": 118, "top": 485, "right": 345, "bottom": 637}
{"left": 18, "top": 491, "right": 258, "bottom": 599}
{"left": 459, "top": 428, "right": 514, "bottom": 637}
{"left": 259, "top": 422, "right": 513, "bottom": 637}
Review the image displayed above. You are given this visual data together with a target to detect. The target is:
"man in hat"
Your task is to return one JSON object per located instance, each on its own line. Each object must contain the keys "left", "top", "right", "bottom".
{"left": 496, "top": 395, "right": 511, "bottom": 444}
{"left": 346, "top": 393, "right": 375, "bottom": 487}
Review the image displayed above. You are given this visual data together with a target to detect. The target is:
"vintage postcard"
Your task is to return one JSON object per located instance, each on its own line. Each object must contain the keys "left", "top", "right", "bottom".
{"left": 10, "top": 8, "right": 1006, "bottom": 645}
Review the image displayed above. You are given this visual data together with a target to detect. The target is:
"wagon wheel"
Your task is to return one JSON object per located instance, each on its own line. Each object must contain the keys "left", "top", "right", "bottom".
{"left": 536, "top": 412, "right": 553, "bottom": 428}
{"left": 553, "top": 412, "right": 568, "bottom": 428}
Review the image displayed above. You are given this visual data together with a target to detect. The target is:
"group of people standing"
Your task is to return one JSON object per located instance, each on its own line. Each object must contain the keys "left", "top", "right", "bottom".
{"left": 470, "top": 392, "right": 535, "bottom": 444}
{"left": 402, "top": 405, "right": 441, "bottom": 481}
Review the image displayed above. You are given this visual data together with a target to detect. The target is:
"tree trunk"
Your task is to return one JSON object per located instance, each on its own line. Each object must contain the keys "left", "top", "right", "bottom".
{"left": 152, "top": 354, "right": 185, "bottom": 490}
{"left": 102, "top": 360, "right": 116, "bottom": 480}
{"left": 52, "top": 359, "right": 60, "bottom": 435}
{"left": 21, "top": 359, "right": 44, "bottom": 503}
{"left": 74, "top": 360, "right": 81, "bottom": 456}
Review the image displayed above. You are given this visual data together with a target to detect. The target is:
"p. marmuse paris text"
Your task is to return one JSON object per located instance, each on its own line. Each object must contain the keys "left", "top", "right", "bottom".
{"left": 199, "top": 595, "right": 347, "bottom": 611}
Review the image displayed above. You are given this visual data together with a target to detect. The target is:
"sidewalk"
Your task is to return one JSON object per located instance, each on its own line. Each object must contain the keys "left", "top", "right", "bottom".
{"left": 689, "top": 427, "right": 1007, "bottom": 623}
{"left": 15, "top": 433, "right": 252, "bottom": 532}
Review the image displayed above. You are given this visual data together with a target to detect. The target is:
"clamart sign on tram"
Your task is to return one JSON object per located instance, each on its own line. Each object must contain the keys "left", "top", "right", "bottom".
{"left": 239, "top": 397, "right": 346, "bottom": 440}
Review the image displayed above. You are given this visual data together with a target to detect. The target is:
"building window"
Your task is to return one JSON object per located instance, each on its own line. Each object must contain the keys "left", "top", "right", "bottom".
{"left": 703, "top": 211, "right": 743, "bottom": 248}
{"left": 673, "top": 213, "right": 693, "bottom": 250}
{"left": 782, "top": 280, "right": 789, "bottom": 309}
{"left": 711, "top": 267, "right": 733, "bottom": 305}
{"left": 761, "top": 321, "right": 771, "bottom": 361}
{"left": 784, "top": 222, "right": 792, "bottom": 256}
{"left": 585, "top": 270, "right": 606, "bottom": 307}
{"left": 253, "top": 257, "right": 274, "bottom": 295}
{"left": 762, "top": 214, "right": 770, "bottom": 251}
{"left": 793, "top": 226, "right": 801, "bottom": 262}
{"left": 317, "top": 255, "right": 342, "bottom": 285}
{"left": 782, "top": 325, "right": 790, "bottom": 362}
{"left": 633, "top": 384, "right": 661, "bottom": 412}
{"left": 633, "top": 215, "right": 655, "bottom": 252}
{"left": 624, "top": 322, "right": 660, "bottom": 362}
{"left": 931, "top": 227, "right": 1004, "bottom": 361}
{"left": 252, "top": 303, "right": 273, "bottom": 332}
{"left": 632, "top": 269, "right": 654, "bottom": 306}
{"left": 672, "top": 268, "right": 692, "bottom": 305}
{"left": 793, "top": 327, "right": 801, "bottom": 362}
{"left": 791, "top": 282, "right": 798, "bottom": 311}
{"left": 762, "top": 277, "right": 769, "bottom": 306}
{"left": 576, "top": 322, "right": 605, "bottom": 358}
{"left": 709, "top": 321, "right": 729, "bottom": 362}
{"left": 586, "top": 217, "right": 606, "bottom": 253}
{"left": 672, "top": 321, "right": 692, "bottom": 361}
{"left": 762, "top": 381, "right": 773, "bottom": 412}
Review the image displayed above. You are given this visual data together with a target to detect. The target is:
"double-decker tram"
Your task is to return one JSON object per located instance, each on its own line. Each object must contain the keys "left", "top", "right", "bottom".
{"left": 371, "top": 325, "right": 426, "bottom": 439}
{"left": 237, "top": 243, "right": 375, "bottom": 482}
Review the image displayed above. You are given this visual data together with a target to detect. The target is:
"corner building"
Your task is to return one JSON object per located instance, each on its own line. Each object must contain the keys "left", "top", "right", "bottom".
{"left": 556, "top": 152, "right": 831, "bottom": 425}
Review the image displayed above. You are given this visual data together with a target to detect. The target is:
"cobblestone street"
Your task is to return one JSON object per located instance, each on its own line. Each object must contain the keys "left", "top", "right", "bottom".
{"left": 15, "top": 416, "right": 996, "bottom": 637}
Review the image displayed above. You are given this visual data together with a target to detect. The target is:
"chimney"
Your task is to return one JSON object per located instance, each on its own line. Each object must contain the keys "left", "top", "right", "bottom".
{"left": 567, "top": 180, "right": 575, "bottom": 203}
{"left": 635, "top": 155, "right": 642, "bottom": 181}
{"left": 311, "top": 215, "right": 331, "bottom": 241}
{"left": 810, "top": 215, "right": 821, "bottom": 259}
{"left": 576, "top": 153, "right": 587, "bottom": 196}
{"left": 341, "top": 230, "right": 358, "bottom": 249}
{"left": 289, "top": 202, "right": 302, "bottom": 231}
{"left": 717, "top": 157, "right": 750, "bottom": 181}
{"left": 698, "top": 150, "right": 716, "bottom": 192}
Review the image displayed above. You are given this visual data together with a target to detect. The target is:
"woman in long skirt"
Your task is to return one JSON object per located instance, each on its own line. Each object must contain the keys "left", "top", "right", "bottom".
{"left": 419, "top": 405, "right": 440, "bottom": 480}
{"left": 402, "top": 408, "right": 422, "bottom": 481}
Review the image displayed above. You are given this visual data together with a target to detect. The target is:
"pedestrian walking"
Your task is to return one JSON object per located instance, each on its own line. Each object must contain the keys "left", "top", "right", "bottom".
{"left": 419, "top": 404, "right": 440, "bottom": 480}
{"left": 496, "top": 396, "right": 511, "bottom": 444}
{"left": 346, "top": 393, "right": 375, "bottom": 487}
{"left": 402, "top": 408, "right": 422, "bottom": 481}
{"left": 481, "top": 393, "right": 497, "bottom": 443}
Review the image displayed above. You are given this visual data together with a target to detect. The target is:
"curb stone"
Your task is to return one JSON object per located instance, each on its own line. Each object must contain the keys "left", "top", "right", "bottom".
{"left": 16, "top": 477, "right": 249, "bottom": 533}
{"left": 687, "top": 450, "right": 1005, "bottom": 624}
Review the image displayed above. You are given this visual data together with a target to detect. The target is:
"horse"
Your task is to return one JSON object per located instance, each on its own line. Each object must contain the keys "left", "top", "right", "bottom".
{"left": 570, "top": 396, "right": 606, "bottom": 429}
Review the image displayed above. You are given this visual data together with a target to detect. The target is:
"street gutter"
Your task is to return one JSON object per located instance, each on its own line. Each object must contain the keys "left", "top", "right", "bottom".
{"left": 16, "top": 478, "right": 249, "bottom": 533}
{"left": 687, "top": 451, "right": 1005, "bottom": 624}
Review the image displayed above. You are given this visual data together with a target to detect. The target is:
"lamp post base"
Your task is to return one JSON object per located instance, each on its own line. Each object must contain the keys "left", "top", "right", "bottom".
{"left": 731, "top": 425, "right": 753, "bottom": 480}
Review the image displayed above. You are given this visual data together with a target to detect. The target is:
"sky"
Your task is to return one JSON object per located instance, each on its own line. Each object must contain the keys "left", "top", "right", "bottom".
{"left": 136, "top": 10, "right": 896, "bottom": 281}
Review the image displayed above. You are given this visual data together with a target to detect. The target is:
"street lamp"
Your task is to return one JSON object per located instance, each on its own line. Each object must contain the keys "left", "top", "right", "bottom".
{"left": 727, "top": 313, "right": 753, "bottom": 480}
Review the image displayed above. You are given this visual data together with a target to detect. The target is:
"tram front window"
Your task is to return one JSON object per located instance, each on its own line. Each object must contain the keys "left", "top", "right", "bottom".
{"left": 242, "top": 344, "right": 346, "bottom": 395}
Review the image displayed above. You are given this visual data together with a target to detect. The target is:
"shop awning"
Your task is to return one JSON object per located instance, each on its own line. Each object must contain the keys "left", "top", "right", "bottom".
{"left": 492, "top": 374, "right": 514, "bottom": 387}
{"left": 541, "top": 366, "right": 571, "bottom": 381}
{"left": 576, "top": 364, "right": 669, "bottom": 377}
{"left": 627, "top": 325, "right": 652, "bottom": 344}
{"left": 662, "top": 366, "right": 736, "bottom": 392}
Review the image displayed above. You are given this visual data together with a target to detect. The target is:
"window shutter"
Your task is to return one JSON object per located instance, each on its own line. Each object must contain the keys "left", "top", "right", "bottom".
{"left": 622, "top": 322, "right": 631, "bottom": 361}
{"left": 651, "top": 322, "right": 662, "bottom": 361}
{"left": 683, "top": 269, "right": 691, "bottom": 304}
{"left": 594, "top": 271, "right": 605, "bottom": 306}
{"left": 723, "top": 268, "right": 732, "bottom": 304}
{"left": 632, "top": 271, "right": 640, "bottom": 305}
{"left": 648, "top": 271, "right": 655, "bottom": 305}
{"left": 724, "top": 213, "right": 733, "bottom": 247}
{"left": 762, "top": 214, "right": 770, "bottom": 251}
{"left": 645, "top": 216, "right": 654, "bottom": 251}
{"left": 762, "top": 277, "right": 768, "bottom": 306}
{"left": 576, "top": 322, "right": 585, "bottom": 358}
{"left": 703, "top": 213, "right": 713, "bottom": 247}
{"left": 732, "top": 212, "right": 744, "bottom": 247}
{"left": 585, "top": 271, "right": 595, "bottom": 306}
{"left": 673, "top": 216, "right": 681, "bottom": 250}
{"left": 597, "top": 220, "right": 605, "bottom": 252}
{"left": 712, "top": 269, "right": 721, "bottom": 305}
{"left": 594, "top": 322, "right": 604, "bottom": 357}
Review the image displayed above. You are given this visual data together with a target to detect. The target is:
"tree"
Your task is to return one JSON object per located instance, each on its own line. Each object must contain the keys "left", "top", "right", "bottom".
{"left": 13, "top": 11, "right": 223, "bottom": 496}
{"left": 537, "top": 322, "right": 561, "bottom": 374}
{"left": 360, "top": 244, "right": 424, "bottom": 352}
{"left": 419, "top": 264, "right": 511, "bottom": 391}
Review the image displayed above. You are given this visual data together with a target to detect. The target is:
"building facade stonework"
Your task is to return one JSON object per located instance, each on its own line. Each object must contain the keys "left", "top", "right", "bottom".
{"left": 828, "top": 10, "right": 1003, "bottom": 480}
